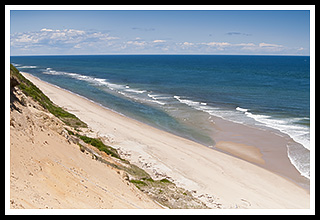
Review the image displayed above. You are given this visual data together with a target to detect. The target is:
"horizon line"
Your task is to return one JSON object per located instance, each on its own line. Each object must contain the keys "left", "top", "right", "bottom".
{"left": 10, "top": 53, "right": 310, "bottom": 57}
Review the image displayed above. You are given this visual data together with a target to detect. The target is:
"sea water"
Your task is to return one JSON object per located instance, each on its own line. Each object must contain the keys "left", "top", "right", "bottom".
{"left": 11, "top": 55, "right": 310, "bottom": 179}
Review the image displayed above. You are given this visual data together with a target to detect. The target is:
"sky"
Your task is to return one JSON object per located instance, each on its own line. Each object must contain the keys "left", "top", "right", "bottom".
{"left": 10, "top": 8, "right": 311, "bottom": 55}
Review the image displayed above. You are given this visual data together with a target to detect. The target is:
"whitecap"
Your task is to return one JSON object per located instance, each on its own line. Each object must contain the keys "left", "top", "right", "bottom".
{"left": 19, "top": 65, "right": 38, "bottom": 68}
{"left": 43, "top": 69, "right": 63, "bottom": 75}
{"left": 42, "top": 67, "right": 128, "bottom": 92}
{"left": 173, "top": 96, "right": 199, "bottom": 107}
{"left": 149, "top": 99, "right": 166, "bottom": 106}
{"left": 236, "top": 106, "right": 248, "bottom": 112}
{"left": 126, "top": 88, "right": 147, "bottom": 94}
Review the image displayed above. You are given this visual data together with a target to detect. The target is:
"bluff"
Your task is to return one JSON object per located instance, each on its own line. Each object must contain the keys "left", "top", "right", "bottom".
{"left": 9, "top": 65, "right": 161, "bottom": 209}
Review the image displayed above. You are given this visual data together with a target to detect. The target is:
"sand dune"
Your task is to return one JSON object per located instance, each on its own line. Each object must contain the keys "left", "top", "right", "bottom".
{"left": 10, "top": 86, "right": 161, "bottom": 209}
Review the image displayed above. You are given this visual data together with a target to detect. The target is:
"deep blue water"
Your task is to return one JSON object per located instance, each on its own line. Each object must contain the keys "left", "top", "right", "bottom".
{"left": 11, "top": 55, "right": 310, "bottom": 178}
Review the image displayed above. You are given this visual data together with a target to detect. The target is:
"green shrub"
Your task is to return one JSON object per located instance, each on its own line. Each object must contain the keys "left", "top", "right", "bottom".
{"left": 77, "top": 134, "right": 120, "bottom": 159}
{"left": 160, "top": 178, "right": 172, "bottom": 184}
{"left": 129, "top": 180, "right": 148, "bottom": 186}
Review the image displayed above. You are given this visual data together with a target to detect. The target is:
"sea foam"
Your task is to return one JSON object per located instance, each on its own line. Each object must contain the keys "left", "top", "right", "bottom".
{"left": 173, "top": 95, "right": 310, "bottom": 178}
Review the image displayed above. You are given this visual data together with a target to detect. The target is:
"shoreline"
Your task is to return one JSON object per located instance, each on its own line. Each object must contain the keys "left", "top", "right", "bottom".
{"left": 21, "top": 72, "right": 310, "bottom": 208}
{"left": 211, "top": 116, "right": 310, "bottom": 189}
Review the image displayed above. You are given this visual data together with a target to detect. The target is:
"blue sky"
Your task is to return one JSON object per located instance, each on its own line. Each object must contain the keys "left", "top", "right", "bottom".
{"left": 10, "top": 9, "right": 310, "bottom": 55}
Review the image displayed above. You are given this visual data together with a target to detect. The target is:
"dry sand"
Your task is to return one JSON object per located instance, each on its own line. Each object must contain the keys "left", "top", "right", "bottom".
{"left": 20, "top": 72, "right": 310, "bottom": 209}
{"left": 10, "top": 85, "right": 161, "bottom": 209}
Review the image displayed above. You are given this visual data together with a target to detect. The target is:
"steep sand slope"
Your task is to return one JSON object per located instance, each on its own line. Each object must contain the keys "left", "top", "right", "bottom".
{"left": 10, "top": 88, "right": 161, "bottom": 209}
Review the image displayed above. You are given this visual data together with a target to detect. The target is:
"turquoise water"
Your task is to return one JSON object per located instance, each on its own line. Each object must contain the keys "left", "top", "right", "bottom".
{"left": 11, "top": 55, "right": 310, "bottom": 178}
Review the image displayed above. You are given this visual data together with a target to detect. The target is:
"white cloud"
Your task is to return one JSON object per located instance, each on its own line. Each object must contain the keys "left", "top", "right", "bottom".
{"left": 259, "top": 42, "right": 283, "bottom": 48}
{"left": 40, "top": 28, "right": 54, "bottom": 32}
{"left": 153, "top": 40, "right": 166, "bottom": 43}
{"left": 174, "top": 40, "right": 287, "bottom": 54}
{"left": 14, "top": 34, "right": 39, "bottom": 43}
{"left": 176, "top": 42, "right": 194, "bottom": 50}
{"left": 235, "top": 43, "right": 256, "bottom": 47}
{"left": 73, "top": 44, "right": 82, "bottom": 49}
{"left": 203, "top": 42, "right": 231, "bottom": 47}
{"left": 11, "top": 28, "right": 120, "bottom": 53}
{"left": 126, "top": 40, "right": 146, "bottom": 46}
{"left": 11, "top": 28, "right": 297, "bottom": 55}
{"left": 50, "top": 32, "right": 66, "bottom": 39}
{"left": 66, "top": 29, "right": 85, "bottom": 35}
{"left": 182, "top": 42, "right": 194, "bottom": 46}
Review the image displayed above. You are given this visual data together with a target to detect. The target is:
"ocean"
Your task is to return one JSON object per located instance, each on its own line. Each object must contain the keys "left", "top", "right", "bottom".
{"left": 11, "top": 55, "right": 310, "bottom": 179}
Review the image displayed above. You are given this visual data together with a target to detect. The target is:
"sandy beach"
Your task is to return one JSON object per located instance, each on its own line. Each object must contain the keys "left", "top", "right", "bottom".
{"left": 21, "top": 72, "right": 310, "bottom": 209}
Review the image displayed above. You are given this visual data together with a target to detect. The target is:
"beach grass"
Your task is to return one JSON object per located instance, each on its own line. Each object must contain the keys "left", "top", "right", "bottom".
{"left": 10, "top": 64, "right": 87, "bottom": 128}
{"left": 76, "top": 134, "right": 120, "bottom": 159}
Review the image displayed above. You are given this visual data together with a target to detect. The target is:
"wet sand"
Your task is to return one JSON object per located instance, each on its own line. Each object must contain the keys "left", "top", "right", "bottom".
{"left": 211, "top": 116, "right": 309, "bottom": 189}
